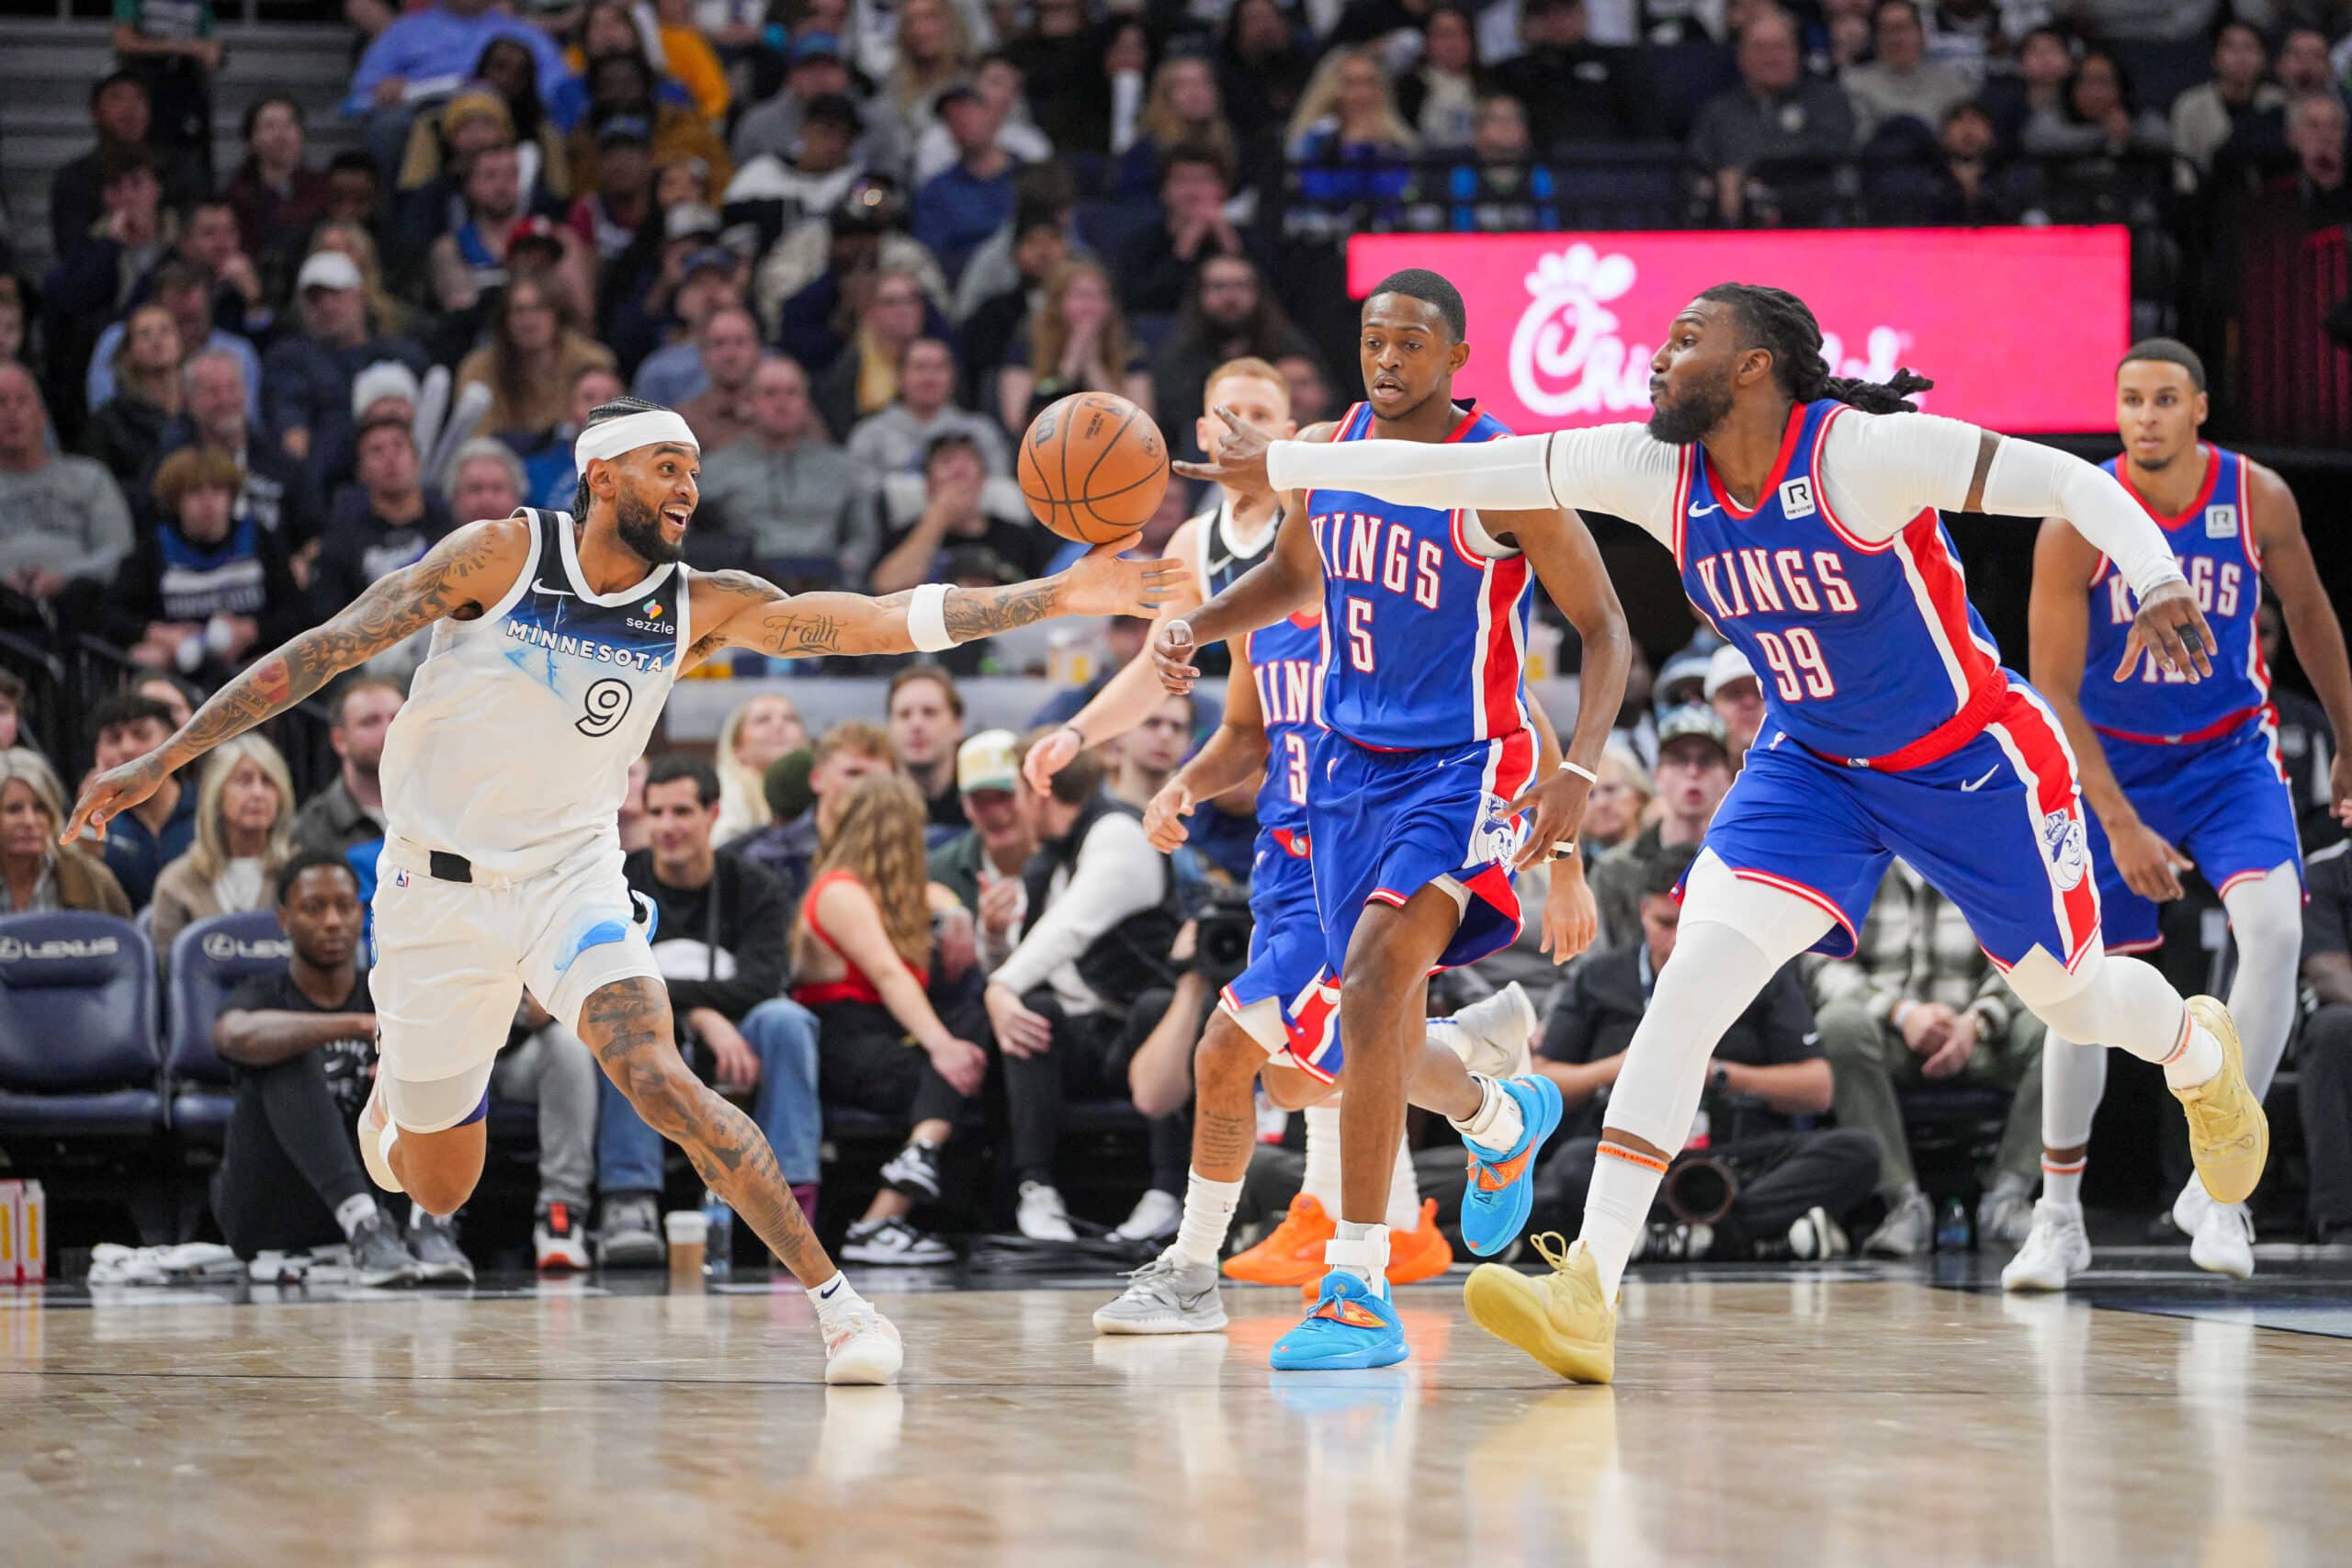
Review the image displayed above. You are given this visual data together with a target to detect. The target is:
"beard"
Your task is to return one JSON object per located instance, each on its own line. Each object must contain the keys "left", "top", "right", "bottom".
{"left": 2135, "top": 446, "right": 2178, "bottom": 471}
{"left": 615, "top": 492, "right": 682, "bottom": 564}
{"left": 1646, "top": 369, "right": 1736, "bottom": 446}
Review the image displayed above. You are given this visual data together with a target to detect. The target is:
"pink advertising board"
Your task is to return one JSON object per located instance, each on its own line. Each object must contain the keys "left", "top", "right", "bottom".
{"left": 1346, "top": 228, "right": 2131, "bottom": 434}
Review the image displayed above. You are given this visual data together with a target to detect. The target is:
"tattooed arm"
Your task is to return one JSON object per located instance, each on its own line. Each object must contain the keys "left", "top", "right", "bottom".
{"left": 687, "top": 536, "right": 1185, "bottom": 663}
{"left": 63, "top": 517, "right": 530, "bottom": 840}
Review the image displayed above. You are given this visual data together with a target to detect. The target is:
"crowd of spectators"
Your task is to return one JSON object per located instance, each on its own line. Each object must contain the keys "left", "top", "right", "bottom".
{"left": 0, "top": 0, "right": 2348, "bottom": 1276}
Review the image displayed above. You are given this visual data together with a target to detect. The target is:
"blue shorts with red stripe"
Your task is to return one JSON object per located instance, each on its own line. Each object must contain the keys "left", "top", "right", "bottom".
{"left": 1308, "top": 728, "right": 1532, "bottom": 980}
{"left": 1698, "top": 678, "right": 2102, "bottom": 971}
{"left": 2088, "top": 717, "right": 2302, "bottom": 953}
{"left": 1219, "top": 830, "right": 1344, "bottom": 1082}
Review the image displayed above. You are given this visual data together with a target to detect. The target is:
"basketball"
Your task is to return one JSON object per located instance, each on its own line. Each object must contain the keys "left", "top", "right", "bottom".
{"left": 1017, "top": 391, "right": 1170, "bottom": 545}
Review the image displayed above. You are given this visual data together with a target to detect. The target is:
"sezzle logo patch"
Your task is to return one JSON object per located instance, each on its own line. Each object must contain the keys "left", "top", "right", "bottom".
{"left": 2041, "top": 808, "right": 2089, "bottom": 891}
{"left": 627, "top": 596, "right": 673, "bottom": 635}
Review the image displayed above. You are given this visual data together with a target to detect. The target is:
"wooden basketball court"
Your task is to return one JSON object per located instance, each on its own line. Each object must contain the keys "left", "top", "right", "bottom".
{"left": 4, "top": 1253, "right": 2347, "bottom": 1566}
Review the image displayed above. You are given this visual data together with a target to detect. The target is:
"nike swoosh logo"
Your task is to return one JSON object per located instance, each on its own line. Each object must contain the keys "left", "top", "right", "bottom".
{"left": 533, "top": 580, "right": 576, "bottom": 597}
{"left": 819, "top": 1280, "right": 843, "bottom": 1299}
{"left": 1688, "top": 502, "right": 1721, "bottom": 517}
{"left": 1960, "top": 766, "right": 2000, "bottom": 792}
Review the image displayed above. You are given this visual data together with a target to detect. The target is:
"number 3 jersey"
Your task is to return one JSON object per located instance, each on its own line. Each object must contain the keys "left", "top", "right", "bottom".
{"left": 1675, "top": 397, "right": 2006, "bottom": 764}
{"left": 380, "top": 508, "right": 687, "bottom": 876}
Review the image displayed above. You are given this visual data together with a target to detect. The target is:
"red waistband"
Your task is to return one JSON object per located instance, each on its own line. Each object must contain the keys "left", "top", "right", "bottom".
{"left": 791, "top": 980, "right": 886, "bottom": 1010}
{"left": 1271, "top": 827, "right": 1312, "bottom": 858}
{"left": 1802, "top": 670, "right": 2010, "bottom": 773}
{"left": 2090, "top": 705, "right": 2260, "bottom": 748}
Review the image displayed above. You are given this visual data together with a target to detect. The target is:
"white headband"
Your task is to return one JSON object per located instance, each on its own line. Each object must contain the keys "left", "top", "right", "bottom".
{"left": 574, "top": 411, "right": 700, "bottom": 476}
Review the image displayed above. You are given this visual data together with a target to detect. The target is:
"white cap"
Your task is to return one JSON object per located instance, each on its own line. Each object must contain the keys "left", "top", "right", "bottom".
{"left": 297, "top": 250, "right": 363, "bottom": 292}
{"left": 956, "top": 728, "right": 1019, "bottom": 795}
{"left": 351, "top": 360, "right": 422, "bottom": 420}
{"left": 1703, "top": 643, "right": 1758, "bottom": 701}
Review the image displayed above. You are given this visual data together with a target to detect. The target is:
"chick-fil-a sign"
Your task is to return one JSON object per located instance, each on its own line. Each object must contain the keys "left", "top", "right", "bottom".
{"left": 1347, "top": 228, "right": 2130, "bottom": 434}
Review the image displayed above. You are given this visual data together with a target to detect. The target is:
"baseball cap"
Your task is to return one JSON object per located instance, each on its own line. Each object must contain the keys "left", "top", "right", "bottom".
{"left": 1656, "top": 648, "right": 1711, "bottom": 705}
{"left": 956, "top": 728, "right": 1019, "bottom": 796}
{"left": 508, "top": 215, "right": 563, "bottom": 252}
{"left": 680, "top": 245, "right": 737, "bottom": 281}
{"left": 297, "top": 250, "right": 363, "bottom": 292}
{"left": 786, "top": 30, "right": 844, "bottom": 66}
{"left": 665, "top": 201, "right": 722, "bottom": 242}
{"left": 594, "top": 112, "right": 653, "bottom": 149}
{"left": 933, "top": 78, "right": 980, "bottom": 116}
{"left": 803, "top": 92, "right": 860, "bottom": 133}
{"left": 350, "top": 360, "right": 421, "bottom": 420}
{"left": 1655, "top": 704, "right": 1730, "bottom": 761}
{"left": 1702, "top": 644, "right": 1758, "bottom": 701}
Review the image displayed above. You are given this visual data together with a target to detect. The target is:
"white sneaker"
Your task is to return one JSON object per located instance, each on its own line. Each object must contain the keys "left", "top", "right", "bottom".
{"left": 2001, "top": 1200, "right": 2092, "bottom": 1292}
{"left": 2188, "top": 1201, "right": 2256, "bottom": 1279}
{"left": 822, "top": 1303, "right": 904, "bottom": 1386}
{"left": 1017, "top": 1180, "right": 1076, "bottom": 1242}
{"left": 356, "top": 1077, "right": 403, "bottom": 1194}
{"left": 2171, "top": 1173, "right": 2212, "bottom": 1237}
{"left": 1092, "top": 1250, "right": 1227, "bottom": 1335}
{"left": 842, "top": 1216, "right": 956, "bottom": 1266}
{"left": 1113, "top": 1189, "right": 1182, "bottom": 1243}
{"left": 1436, "top": 982, "right": 1539, "bottom": 1080}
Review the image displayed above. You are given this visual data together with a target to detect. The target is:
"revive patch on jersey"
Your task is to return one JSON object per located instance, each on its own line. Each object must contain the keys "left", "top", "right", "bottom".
{"left": 2204, "top": 504, "right": 2238, "bottom": 539}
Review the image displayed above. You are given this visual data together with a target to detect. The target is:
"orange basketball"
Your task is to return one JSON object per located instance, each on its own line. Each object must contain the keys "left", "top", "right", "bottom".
{"left": 1016, "top": 391, "right": 1170, "bottom": 545}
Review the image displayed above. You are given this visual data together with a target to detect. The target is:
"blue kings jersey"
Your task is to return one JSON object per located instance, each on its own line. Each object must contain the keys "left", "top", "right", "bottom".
{"left": 2082, "top": 446, "right": 2269, "bottom": 743}
{"left": 1243, "top": 611, "right": 1323, "bottom": 839}
{"left": 379, "top": 507, "right": 686, "bottom": 876}
{"left": 1304, "top": 403, "right": 1530, "bottom": 750}
{"left": 1674, "top": 398, "right": 2007, "bottom": 763}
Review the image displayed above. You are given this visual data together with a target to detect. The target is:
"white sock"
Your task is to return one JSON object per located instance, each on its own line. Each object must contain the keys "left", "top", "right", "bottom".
{"left": 2161, "top": 1016, "right": 2223, "bottom": 1089}
{"left": 1170, "top": 1168, "right": 1243, "bottom": 1269}
{"left": 2222, "top": 863, "right": 2303, "bottom": 1099}
{"left": 334, "top": 1192, "right": 379, "bottom": 1239}
{"left": 1301, "top": 1101, "right": 1343, "bottom": 1208}
{"left": 1384, "top": 1133, "right": 1421, "bottom": 1233}
{"left": 2041, "top": 1155, "right": 2085, "bottom": 1209}
{"left": 1578, "top": 1142, "right": 1668, "bottom": 1303}
{"left": 809, "top": 1271, "right": 865, "bottom": 1331}
{"left": 1326, "top": 1221, "right": 1389, "bottom": 1295}
{"left": 1449, "top": 1074, "right": 1525, "bottom": 1156}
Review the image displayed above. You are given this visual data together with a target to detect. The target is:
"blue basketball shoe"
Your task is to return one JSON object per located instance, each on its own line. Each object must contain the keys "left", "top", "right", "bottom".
{"left": 1459, "top": 1075, "right": 1565, "bottom": 1257}
{"left": 1269, "top": 1270, "right": 1408, "bottom": 1371}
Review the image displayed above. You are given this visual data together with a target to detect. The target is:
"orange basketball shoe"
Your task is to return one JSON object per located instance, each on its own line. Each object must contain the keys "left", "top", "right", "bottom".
{"left": 1299, "top": 1199, "right": 1455, "bottom": 1297}
{"left": 1224, "top": 1193, "right": 1334, "bottom": 1286}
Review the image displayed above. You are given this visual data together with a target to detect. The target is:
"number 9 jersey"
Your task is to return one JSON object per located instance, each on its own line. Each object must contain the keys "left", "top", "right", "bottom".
{"left": 379, "top": 507, "right": 687, "bottom": 878}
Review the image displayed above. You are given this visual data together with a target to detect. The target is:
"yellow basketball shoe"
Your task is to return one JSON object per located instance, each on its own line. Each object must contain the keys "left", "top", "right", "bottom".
{"left": 1463, "top": 1233, "right": 1615, "bottom": 1384}
{"left": 2173, "top": 996, "right": 2268, "bottom": 1208}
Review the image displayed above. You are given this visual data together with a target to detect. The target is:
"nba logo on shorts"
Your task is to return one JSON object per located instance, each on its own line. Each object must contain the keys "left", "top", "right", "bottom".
{"left": 2041, "top": 809, "right": 2088, "bottom": 891}
{"left": 2204, "top": 504, "right": 2237, "bottom": 539}
{"left": 1777, "top": 476, "right": 1816, "bottom": 519}
{"left": 393, "top": 869, "right": 410, "bottom": 887}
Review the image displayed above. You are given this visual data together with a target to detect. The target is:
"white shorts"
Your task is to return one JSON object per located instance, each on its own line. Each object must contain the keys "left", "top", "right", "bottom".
{"left": 370, "top": 837, "right": 661, "bottom": 1099}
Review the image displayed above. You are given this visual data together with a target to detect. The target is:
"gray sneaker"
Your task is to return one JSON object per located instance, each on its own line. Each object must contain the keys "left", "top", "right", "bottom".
{"left": 407, "top": 1211, "right": 475, "bottom": 1284}
{"left": 1863, "top": 1190, "right": 1934, "bottom": 1258}
{"left": 1092, "top": 1251, "right": 1228, "bottom": 1335}
{"left": 348, "top": 1213, "right": 422, "bottom": 1288}
{"left": 599, "top": 1193, "right": 666, "bottom": 1268}
{"left": 1977, "top": 1187, "right": 2036, "bottom": 1249}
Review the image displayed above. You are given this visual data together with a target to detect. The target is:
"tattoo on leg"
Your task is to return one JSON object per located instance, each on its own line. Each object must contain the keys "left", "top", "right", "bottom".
{"left": 581, "top": 979, "right": 836, "bottom": 1287}
{"left": 1196, "top": 1105, "right": 1255, "bottom": 1173}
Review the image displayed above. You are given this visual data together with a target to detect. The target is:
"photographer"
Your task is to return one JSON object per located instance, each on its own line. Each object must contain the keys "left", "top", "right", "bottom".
{"left": 1525, "top": 849, "right": 1877, "bottom": 1262}
{"left": 597, "top": 754, "right": 822, "bottom": 1265}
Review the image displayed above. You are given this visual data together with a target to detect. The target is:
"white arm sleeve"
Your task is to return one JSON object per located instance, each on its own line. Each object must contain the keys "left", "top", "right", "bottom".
{"left": 1264, "top": 423, "right": 1682, "bottom": 547}
{"left": 1820, "top": 411, "right": 2186, "bottom": 600}
{"left": 1976, "top": 437, "right": 2188, "bottom": 600}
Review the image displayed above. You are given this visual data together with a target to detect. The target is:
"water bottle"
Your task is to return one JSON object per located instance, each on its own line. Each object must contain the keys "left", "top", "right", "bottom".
{"left": 1935, "top": 1196, "right": 1971, "bottom": 1253}
{"left": 701, "top": 1188, "right": 734, "bottom": 1280}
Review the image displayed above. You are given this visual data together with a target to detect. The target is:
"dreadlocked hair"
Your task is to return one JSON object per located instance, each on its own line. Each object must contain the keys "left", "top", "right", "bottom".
{"left": 1697, "top": 283, "right": 1935, "bottom": 414}
{"left": 571, "top": 394, "right": 670, "bottom": 518}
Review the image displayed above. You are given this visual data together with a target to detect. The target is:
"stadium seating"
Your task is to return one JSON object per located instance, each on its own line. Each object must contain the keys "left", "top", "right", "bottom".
{"left": 0, "top": 912, "right": 161, "bottom": 1138}
{"left": 164, "top": 910, "right": 293, "bottom": 1141}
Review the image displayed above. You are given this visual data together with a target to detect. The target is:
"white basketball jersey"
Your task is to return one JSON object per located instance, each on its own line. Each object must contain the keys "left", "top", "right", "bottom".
{"left": 379, "top": 509, "right": 688, "bottom": 876}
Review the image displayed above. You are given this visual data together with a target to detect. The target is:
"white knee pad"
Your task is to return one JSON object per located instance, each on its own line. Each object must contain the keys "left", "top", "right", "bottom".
{"left": 382, "top": 1058, "right": 499, "bottom": 1134}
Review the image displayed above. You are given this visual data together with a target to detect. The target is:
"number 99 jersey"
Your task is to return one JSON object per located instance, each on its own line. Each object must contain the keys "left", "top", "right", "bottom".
{"left": 379, "top": 507, "right": 687, "bottom": 878}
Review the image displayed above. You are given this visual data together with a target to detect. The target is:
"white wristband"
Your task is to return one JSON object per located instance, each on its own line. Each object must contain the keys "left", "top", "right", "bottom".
{"left": 909, "top": 582, "right": 955, "bottom": 652}
{"left": 1559, "top": 760, "right": 1598, "bottom": 785}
